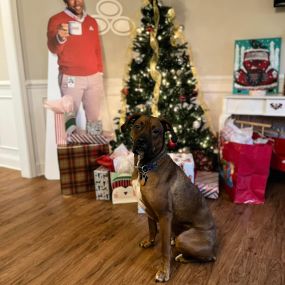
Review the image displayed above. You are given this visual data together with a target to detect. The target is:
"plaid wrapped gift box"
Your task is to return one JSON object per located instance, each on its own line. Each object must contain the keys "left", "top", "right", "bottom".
{"left": 57, "top": 144, "right": 109, "bottom": 195}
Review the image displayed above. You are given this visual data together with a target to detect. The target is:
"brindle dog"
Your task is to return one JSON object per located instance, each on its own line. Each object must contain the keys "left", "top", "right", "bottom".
{"left": 121, "top": 114, "right": 216, "bottom": 282}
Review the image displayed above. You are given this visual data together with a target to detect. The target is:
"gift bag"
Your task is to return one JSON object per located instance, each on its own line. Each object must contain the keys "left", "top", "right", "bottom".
{"left": 94, "top": 166, "right": 111, "bottom": 200}
{"left": 221, "top": 141, "right": 272, "bottom": 204}
{"left": 110, "top": 172, "right": 137, "bottom": 204}
{"left": 271, "top": 137, "right": 285, "bottom": 172}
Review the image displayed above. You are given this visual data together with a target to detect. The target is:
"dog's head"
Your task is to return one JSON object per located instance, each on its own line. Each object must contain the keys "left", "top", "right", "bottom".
{"left": 121, "top": 114, "right": 177, "bottom": 160}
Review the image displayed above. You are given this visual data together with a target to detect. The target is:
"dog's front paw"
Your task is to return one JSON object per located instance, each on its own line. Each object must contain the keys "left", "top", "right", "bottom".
{"left": 155, "top": 269, "right": 170, "bottom": 282}
{"left": 139, "top": 239, "right": 155, "bottom": 248}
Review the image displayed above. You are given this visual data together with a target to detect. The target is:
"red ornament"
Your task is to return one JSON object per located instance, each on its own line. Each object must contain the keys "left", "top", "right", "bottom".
{"left": 147, "top": 26, "right": 154, "bottom": 33}
{"left": 168, "top": 139, "right": 177, "bottom": 149}
{"left": 179, "top": 95, "right": 186, "bottom": 102}
{"left": 121, "top": 87, "right": 129, "bottom": 96}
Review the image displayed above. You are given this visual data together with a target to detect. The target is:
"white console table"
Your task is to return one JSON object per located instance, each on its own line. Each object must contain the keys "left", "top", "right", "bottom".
{"left": 219, "top": 95, "right": 285, "bottom": 130}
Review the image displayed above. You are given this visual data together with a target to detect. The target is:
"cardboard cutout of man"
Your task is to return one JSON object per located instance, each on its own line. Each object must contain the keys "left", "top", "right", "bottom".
{"left": 47, "top": 0, "right": 104, "bottom": 133}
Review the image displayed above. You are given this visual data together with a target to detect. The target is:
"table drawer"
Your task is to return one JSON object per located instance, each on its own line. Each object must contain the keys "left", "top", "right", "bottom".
{"left": 265, "top": 100, "right": 285, "bottom": 116}
{"left": 226, "top": 99, "right": 264, "bottom": 115}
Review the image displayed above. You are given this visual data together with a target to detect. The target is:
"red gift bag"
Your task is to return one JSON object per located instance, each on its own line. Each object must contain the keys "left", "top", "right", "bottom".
{"left": 271, "top": 137, "right": 285, "bottom": 172}
{"left": 221, "top": 141, "right": 272, "bottom": 204}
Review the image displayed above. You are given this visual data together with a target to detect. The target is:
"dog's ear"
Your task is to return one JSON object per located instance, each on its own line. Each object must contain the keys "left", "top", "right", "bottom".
{"left": 160, "top": 118, "right": 178, "bottom": 143}
{"left": 121, "top": 114, "right": 142, "bottom": 133}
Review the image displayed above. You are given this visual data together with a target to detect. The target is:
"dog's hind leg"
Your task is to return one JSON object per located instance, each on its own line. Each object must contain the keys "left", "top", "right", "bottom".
{"left": 139, "top": 217, "right": 157, "bottom": 248}
{"left": 175, "top": 227, "right": 216, "bottom": 263}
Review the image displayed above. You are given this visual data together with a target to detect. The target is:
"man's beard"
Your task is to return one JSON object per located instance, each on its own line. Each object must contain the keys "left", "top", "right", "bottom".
{"left": 67, "top": 4, "right": 85, "bottom": 17}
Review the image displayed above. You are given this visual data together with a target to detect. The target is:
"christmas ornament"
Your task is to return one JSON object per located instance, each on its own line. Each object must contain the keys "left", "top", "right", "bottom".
{"left": 179, "top": 95, "right": 186, "bottom": 102}
{"left": 167, "top": 139, "right": 177, "bottom": 149}
{"left": 135, "top": 56, "right": 143, "bottom": 64}
{"left": 147, "top": 25, "right": 154, "bottom": 33}
{"left": 182, "top": 147, "right": 190, "bottom": 153}
{"left": 121, "top": 87, "right": 129, "bottom": 96}
{"left": 193, "top": 120, "right": 201, "bottom": 129}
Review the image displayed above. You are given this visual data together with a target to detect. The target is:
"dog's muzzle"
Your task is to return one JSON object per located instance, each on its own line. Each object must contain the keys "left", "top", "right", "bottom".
{"left": 133, "top": 137, "right": 148, "bottom": 155}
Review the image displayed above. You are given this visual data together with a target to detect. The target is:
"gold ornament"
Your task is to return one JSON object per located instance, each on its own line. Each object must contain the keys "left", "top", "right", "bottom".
{"left": 167, "top": 8, "right": 175, "bottom": 22}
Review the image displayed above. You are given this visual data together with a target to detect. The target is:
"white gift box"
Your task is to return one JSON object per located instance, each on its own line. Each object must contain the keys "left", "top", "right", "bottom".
{"left": 94, "top": 166, "right": 111, "bottom": 200}
{"left": 169, "top": 153, "right": 195, "bottom": 183}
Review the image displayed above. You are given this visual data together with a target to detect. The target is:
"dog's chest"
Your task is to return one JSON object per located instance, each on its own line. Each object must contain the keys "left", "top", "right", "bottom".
{"left": 140, "top": 177, "right": 170, "bottom": 218}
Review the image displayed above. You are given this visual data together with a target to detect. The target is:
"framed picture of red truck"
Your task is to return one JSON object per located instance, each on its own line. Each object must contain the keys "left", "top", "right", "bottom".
{"left": 233, "top": 37, "right": 281, "bottom": 95}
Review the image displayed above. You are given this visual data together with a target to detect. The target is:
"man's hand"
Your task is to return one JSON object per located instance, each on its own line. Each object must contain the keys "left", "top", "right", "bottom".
{"left": 57, "top": 23, "right": 69, "bottom": 42}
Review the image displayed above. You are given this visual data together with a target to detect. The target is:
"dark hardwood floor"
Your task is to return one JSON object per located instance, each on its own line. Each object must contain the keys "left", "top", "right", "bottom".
{"left": 0, "top": 167, "right": 284, "bottom": 285}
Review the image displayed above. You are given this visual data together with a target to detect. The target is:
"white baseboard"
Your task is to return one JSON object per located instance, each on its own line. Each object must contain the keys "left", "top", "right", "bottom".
{"left": 0, "top": 145, "right": 20, "bottom": 170}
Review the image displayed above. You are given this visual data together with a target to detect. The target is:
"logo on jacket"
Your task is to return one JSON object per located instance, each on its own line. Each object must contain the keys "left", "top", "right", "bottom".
{"left": 89, "top": 26, "right": 94, "bottom": 31}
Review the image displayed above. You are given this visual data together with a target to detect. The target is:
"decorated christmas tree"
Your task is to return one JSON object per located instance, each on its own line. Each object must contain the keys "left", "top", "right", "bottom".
{"left": 112, "top": 0, "right": 218, "bottom": 170}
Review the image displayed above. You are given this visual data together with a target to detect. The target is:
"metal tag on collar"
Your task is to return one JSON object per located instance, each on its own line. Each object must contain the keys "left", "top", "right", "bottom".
{"left": 141, "top": 165, "right": 149, "bottom": 173}
{"left": 140, "top": 172, "right": 148, "bottom": 186}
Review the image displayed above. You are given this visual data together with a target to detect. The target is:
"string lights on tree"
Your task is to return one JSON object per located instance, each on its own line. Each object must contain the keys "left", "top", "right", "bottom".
{"left": 112, "top": 0, "right": 218, "bottom": 170}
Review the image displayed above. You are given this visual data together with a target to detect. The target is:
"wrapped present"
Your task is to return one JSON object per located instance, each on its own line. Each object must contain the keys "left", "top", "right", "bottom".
{"left": 195, "top": 171, "right": 219, "bottom": 199}
{"left": 54, "top": 113, "right": 67, "bottom": 145}
{"left": 94, "top": 166, "right": 111, "bottom": 200}
{"left": 57, "top": 143, "right": 109, "bottom": 195}
{"left": 111, "top": 172, "right": 138, "bottom": 204}
{"left": 168, "top": 153, "right": 195, "bottom": 183}
{"left": 86, "top": 120, "right": 103, "bottom": 135}
{"left": 44, "top": 97, "right": 76, "bottom": 145}
{"left": 192, "top": 150, "right": 216, "bottom": 172}
{"left": 68, "top": 133, "right": 108, "bottom": 145}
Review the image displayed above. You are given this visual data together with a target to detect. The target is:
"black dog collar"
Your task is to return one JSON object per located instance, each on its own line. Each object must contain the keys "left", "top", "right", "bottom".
{"left": 137, "top": 148, "right": 167, "bottom": 186}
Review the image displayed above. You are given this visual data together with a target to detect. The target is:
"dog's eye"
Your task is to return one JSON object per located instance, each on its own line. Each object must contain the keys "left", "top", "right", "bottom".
{"left": 152, "top": 129, "right": 160, "bottom": 134}
{"left": 133, "top": 124, "right": 141, "bottom": 130}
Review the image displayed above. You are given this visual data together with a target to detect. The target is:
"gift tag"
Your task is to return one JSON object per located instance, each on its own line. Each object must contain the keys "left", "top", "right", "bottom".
{"left": 67, "top": 76, "right": 75, "bottom": 88}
